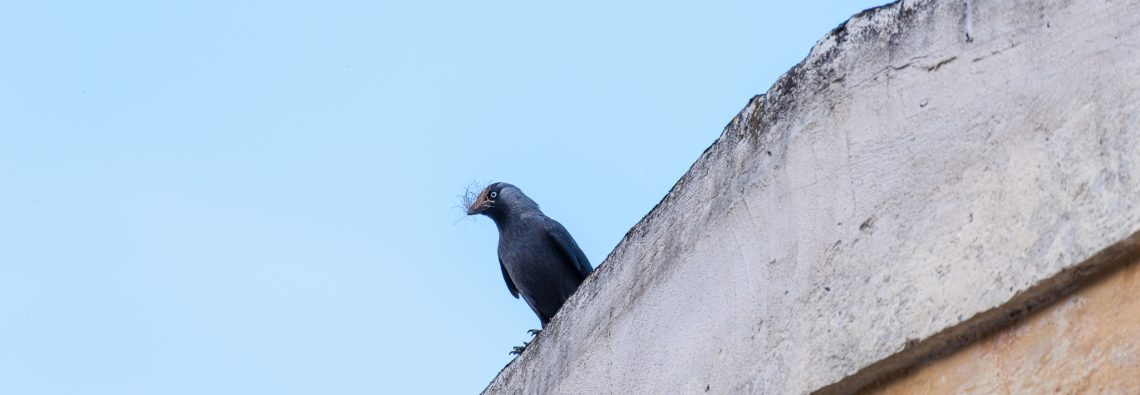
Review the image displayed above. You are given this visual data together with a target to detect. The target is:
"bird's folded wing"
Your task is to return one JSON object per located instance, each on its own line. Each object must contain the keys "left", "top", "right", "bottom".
{"left": 545, "top": 220, "right": 594, "bottom": 281}
{"left": 500, "top": 257, "right": 520, "bottom": 298}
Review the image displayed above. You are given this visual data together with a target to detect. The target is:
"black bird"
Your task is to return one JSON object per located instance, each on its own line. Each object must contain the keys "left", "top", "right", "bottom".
{"left": 467, "top": 182, "right": 593, "bottom": 351}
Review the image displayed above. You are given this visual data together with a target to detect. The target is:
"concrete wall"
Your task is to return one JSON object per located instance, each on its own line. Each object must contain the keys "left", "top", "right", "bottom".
{"left": 484, "top": 0, "right": 1140, "bottom": 393}
{"left": 866, "top": 254, "right": 1140, "bottom": 394}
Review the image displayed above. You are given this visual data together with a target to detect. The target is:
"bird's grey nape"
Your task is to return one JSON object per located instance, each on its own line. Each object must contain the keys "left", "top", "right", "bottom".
{"left": 498, "top": 185, "right": 541, "bottom": 214}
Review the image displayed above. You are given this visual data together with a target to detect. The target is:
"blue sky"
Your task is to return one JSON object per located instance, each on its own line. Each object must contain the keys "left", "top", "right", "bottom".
{"left": 1, "top": 1, "right": 884, "bottom": 393}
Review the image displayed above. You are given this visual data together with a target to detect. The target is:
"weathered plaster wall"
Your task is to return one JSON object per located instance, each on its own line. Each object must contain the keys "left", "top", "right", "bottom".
{"left": 485, "top": 0, "right": 1140, "bottom": 393}
{"left": 866, "top": 256, "right": 1140, "bottom": 395}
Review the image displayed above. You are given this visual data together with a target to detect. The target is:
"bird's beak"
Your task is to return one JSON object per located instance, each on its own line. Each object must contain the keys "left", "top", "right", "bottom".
{"left": 467, "top": 192, "right": 491, "bottom": 215}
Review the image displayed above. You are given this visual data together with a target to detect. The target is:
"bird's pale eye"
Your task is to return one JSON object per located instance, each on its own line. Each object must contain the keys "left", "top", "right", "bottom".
{"left": 489, "top": 191, "right": 499, "bottom": 199}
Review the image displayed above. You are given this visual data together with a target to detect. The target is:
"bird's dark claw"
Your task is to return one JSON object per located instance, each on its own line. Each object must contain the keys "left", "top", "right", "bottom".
{"left": 509, "top": 341, "right": 530, "bottom": 356}
{"left": 527, "top": 329, "right": 542, "bottom": 337}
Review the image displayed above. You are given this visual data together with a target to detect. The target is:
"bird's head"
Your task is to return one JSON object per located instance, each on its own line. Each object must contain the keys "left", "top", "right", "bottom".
{"left": 466, "top": 182, "right": 504, "bottom": 215}
{"left": 466, "top": 182, "right": 539, "bottom": 217}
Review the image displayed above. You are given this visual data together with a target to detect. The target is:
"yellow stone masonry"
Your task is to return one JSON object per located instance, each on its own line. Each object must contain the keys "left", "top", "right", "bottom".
{"left": 867, "top": 258, "right": 1140, "bottom": 394}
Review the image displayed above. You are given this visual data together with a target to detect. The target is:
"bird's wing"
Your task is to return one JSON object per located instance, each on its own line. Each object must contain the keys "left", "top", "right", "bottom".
{"left": 545, "top": 219, "right": 594, "bottom": 281}
{"left": 500, "top": 257, "right": 520, "bottom": 298}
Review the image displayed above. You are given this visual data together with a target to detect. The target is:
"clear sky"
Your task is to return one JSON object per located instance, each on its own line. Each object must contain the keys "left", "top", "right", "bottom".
{"left": 1, "top": 1, "right": 885, "bottom": 393}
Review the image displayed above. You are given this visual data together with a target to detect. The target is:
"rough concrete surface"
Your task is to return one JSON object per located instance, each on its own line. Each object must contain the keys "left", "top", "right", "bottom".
{"left": 484, "top": 0, "right": 1140, "bottom": 393}
{"left": 866, "top": 254, "right": 1140, "bottom": 395}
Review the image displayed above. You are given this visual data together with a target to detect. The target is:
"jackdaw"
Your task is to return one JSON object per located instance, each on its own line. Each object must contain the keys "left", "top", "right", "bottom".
{"left": 467, "top": 182, "right": 593, "bottom": 352}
